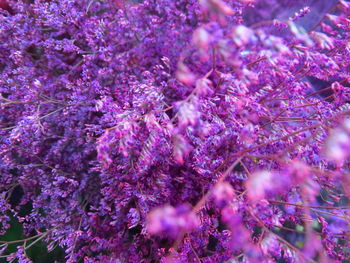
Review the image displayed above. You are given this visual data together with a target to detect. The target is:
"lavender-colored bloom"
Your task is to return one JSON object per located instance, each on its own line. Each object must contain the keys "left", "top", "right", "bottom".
{"left": 0, "top": 0, "right": 349, "bottom": 262}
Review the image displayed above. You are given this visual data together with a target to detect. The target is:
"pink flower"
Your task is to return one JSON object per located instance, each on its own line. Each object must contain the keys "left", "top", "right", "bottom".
{"left": 324, "top": 120, "right": 350, "bottom": 166}
{"left": 310, "top": 31, "right": 335, "bottom": 50}
{"left": 245, "top": 170, "right": 273, "bottom": 202}
{"left": 199, "top": 0, "right": 234, "bottom": 16}
{"left": 176, "top": 62, "right": 196, "bottom": 86}
{"left": 172, "top": 134, "right": 193, "bottom": 164}
{"left": 231, "top": 25, "right": 255, "bottom": 48}
{"left": 147, "top": 204, "right": 199, "bottom": 238}
{"left": 193, "top": 27, "right": 211, "bottom": 51}
{"left": 195, "top": 78, "right": 213, "bottom": 96}
{"left": 199, "top": 0, "right": 234, "bottom": 24}
{"left": 212, "top": 182, "right": 236, "bottom": 207}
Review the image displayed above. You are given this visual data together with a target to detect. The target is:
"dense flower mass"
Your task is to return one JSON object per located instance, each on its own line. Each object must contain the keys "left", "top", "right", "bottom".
{"left": 0, "top": 0, "right": 350, "bottom": 262}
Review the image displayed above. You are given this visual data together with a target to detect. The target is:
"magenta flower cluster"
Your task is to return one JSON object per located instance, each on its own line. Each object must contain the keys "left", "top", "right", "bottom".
{"left": 1, "top": 0, "right": 350, "bottom": 262}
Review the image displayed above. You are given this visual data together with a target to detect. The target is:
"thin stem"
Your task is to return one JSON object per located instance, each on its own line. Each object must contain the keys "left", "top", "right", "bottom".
{"left": 24, "top": 232, "right": 48, "bottom": 250}
{"left": 249, "top": 208, "right": 316, "bottom": 263}
{"left": 167, "top": 156, "right": 244, "bottom": 260}
{"left": 310, "top": 208, "right": 350, "bottom": 221}
{"left": 69, "top": 216, "right": 84, "bottom": 261}
{"left": 240, "top": 123, "right": 320, "bottom": 156}
{"left": 268, "top": 200, "right": 350, "bottom": 210}
{"left": 307, "top": 2, "right": 338, "bottom": 33}
{"left": 274, "top": 224, "right": 306, "bottom": 234}
{"left": 247, "top": 56, "right": 267, "bottom": 68}
{"left": 187, "top": 234, "right": 202, "bottom": 263}
{"left": 0, "top": 227, "right": 56, "bottom": 245}
{"left": 193, "top": 156, "right": 243, "bottom": 213}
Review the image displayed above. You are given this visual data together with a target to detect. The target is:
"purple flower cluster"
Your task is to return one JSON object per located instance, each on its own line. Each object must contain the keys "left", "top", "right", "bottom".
{"left": 0, "top": 0, "right": 350, "bottom": 262}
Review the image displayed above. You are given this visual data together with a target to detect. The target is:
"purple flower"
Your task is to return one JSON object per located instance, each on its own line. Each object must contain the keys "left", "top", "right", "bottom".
{"left": 0, "top": 0, "right": 350, "bottom": 261}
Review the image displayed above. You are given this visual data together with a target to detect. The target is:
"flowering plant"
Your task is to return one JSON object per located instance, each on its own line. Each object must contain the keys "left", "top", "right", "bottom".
{"left": 0, "top": 0, "right": 350, "bottom": 262}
